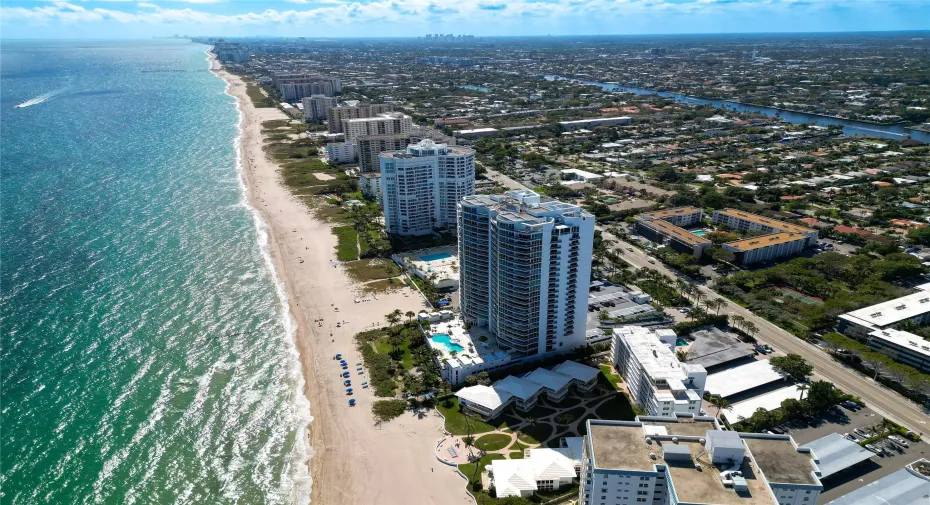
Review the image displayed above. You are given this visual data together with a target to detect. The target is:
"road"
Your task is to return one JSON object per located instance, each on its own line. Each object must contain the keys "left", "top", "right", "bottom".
{"left": 485, "top": 167, "right": 930, "bottom": 435}
{"left": 602, "top": 229, "right": 930, "bottom": 435}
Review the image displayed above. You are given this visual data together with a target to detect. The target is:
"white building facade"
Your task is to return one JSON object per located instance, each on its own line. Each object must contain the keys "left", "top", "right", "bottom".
{"left": 343, "top": 113, "right": 412, "bottom": 141}
{"left": 324, "top": 141, "right": 358, "bottom": 164}
{"left": 611, "top": 326, "right": 706, "bottom": 416}
{"left": 380, "top": 139, "right": 475, "bottom": 236}
{"left": 302, "top": 94, "right": 337, "bottom": 121}
{"left": 458, "top": 190, "right": 595, "bottom": 357}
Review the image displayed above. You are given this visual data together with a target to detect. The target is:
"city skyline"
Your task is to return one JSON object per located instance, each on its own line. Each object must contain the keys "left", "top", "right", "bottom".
{"left": 1, "top": 0, "right": 929, "bottom": 39}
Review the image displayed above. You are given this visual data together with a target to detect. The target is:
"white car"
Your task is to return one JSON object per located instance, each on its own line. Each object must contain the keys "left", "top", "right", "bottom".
{"left": 889, "top": 435, "right": 909, "bottom": 448}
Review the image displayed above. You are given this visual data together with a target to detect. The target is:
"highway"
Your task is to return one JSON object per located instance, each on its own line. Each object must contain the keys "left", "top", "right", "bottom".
{"left": 483, "top": 167, "right": 930, "bottom": 434}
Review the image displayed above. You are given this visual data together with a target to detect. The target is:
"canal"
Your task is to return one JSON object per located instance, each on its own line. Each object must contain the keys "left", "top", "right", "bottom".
{"left": 543, "top": 75, "right": 929, "bottom": 143}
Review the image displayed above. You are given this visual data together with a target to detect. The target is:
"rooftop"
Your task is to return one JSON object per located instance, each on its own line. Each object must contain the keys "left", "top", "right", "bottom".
{"left": 687, "top": 327, "right": 756, "bottom": 369}
{"left": 825, "top": 459, "right": 930, "bottom": 505}
{"left": 800, "top": 433, "right": 874, "bottom": 479}
{"left": 715, "top": 208, "right": 815, "bottom": 235}
{"left": 743, "top": 435, "right": 820, "bottom": 485}
{"left": 588, "top": 421, "right": 656, "bottom": 471}
{"left": 455, "top": 385, "right": 513, "bottom": 411}
{"left": 840, "top": 290, "right": 930, "bottom": 329}
{"left": 648, "top": 220, "right": 713, "bottom": 247}
{"left": 869, "top": 328, "right": 930, "bottom": 357}
{"left": 614, "top": 326, "right": 706, "bottom": 392}
{"left": 523, "top": 367, "right": 574, "bottom": 392}
{"left": 704, "top": 360, "right": 785, "bottom": 398}
{"left": 724, "top": 386, "right": 804, "bottom": 424}
{"left": 723, "top": 232, "right": 809, "bottom": 252}
{"left": 638, "top": 206, "right": 703, "bottom": 221}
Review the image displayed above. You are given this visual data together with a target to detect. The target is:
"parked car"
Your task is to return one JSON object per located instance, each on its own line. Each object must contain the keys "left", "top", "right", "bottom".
{"left": 865, "top": 444, "right": 883, "bottom": 455}
{"left": 854, "top": 428, "right": 869, "bottom": 438}
{"left": 843, "top": 433, "right": 857, "bottom": 441}
{"left": 889, "top": 435, "right": 909, "bottom": 448}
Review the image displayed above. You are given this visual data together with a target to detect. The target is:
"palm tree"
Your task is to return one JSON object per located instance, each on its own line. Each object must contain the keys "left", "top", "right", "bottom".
{"left": 708, "top": 298, "right": 726, "bottom": 315}
{"left": 730, "top": 315, "right": 745, "bottom": 332}
{"left": 708, "top": 396, "right": 731, "bottom": 420}
{"left": 404, "top": 310, "right": 416, "bottom": 323}
{"left": 674, "top": 278, "right": 690, "bottom": 300}
{"left": 797, "top": 384, "right": 809, "bottom": 401}
{"left": 743, "top": 321, "right": 758, "bottom": 339}
{"left": 385, "top": 309, "right": 402, "bottom": 328}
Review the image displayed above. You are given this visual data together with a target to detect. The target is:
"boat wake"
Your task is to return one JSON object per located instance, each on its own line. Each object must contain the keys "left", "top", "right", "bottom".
{"left": 14, "top": 88, "right": 68, "bottom": 109}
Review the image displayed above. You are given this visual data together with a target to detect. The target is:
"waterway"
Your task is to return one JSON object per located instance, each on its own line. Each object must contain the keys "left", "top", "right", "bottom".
{"left": 543, "top": 74, "right": 929, "bottom": 143}
{"left": 460, "top": 84, "right": 490, "bottom": 92}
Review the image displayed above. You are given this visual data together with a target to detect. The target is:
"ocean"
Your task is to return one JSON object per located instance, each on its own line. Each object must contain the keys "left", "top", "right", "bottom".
{"left": 0, "top": 40, "right": 311, "bottom": 504}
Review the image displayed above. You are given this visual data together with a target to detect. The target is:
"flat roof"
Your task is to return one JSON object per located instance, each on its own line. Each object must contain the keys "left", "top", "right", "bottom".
{"left": 614, "top": 326, "right": 705, "bottom": 388}
{"left": 649, "top": 220, "right": 713, "bottom": 247}
{"left": 559, "top": 116, "right": 632, "bottom": 125}
{"left": 743, "top": 435, "right": 820, "bottom": 485}
{"left": 800, "top": 433, "right": 874, "bottom": 478}
{"left": 561, "top": 168, "right": 603, "bottom": 179}
{"left": 638, "top": 206, "right": 702, "bottom": 220}
{"left": 687, "top": 327, "right": 756, "bottom": 369}
{"left": 825, "top": 459, "right": 930, "bottom": 505}
{"left": 588, "top": 422, "right": 655, "bottom": 471}
{"left": 641, "top": 417, "right": 720, "bottom": 437}
{"left": 840, "top": 290, "right": 930, "bottom": 329}
{"left": 715, "top": 208, "right": 814, "bottom": 235}
{"left": 869, "top": 328, "right": 930, "bottom": 358}
{"left": 704, "top": 360, "right": 785, "bottom": 398}
{"left": 723, "top": 232, "right": 809, "bottom": 252}
{"left": 665, "top": 441, "right": 775, "bottom": 505}
{"left": 724, "top": 386, "right": 804, "bottom": 424}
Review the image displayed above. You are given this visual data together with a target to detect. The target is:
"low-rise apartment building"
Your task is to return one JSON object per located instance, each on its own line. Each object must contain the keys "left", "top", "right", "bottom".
{"left": 866, "top": 328, "right": 930, "bottom": 373}
{"left": 711, "top": 209, "right": 818, "bottom": 245}
{"left": 837, "top": 290, "right": 930, "bottom": 339}
{"left": 634, "top": 207, "right": 711, "bottom": 258}
{"left": 579, "top": 417, "right": 823, "bottom": 505}
{"left": 359, "top": 173, "right": 382, "bottom": 203}
{"left": 611, "top": 326, "right": 706, "bottom": 416}
{"left": 721, "top": 232, "right": 810, "bottom": 265}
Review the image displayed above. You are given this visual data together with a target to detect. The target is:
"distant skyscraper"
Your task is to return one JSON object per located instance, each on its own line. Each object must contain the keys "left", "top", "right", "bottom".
{"left": 342, "top": 112, "right": 412, "bottom": 141}
{"left": 380, "top": 140, "right": 475, "bottom": 236}
{"left": 458, "top": 190, "right": 595, "bottom": 357}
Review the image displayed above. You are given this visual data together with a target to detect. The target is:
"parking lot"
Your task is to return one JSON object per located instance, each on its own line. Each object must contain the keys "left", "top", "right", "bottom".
{"left": 774, "top": 405, "right": 928, "bottom": 503}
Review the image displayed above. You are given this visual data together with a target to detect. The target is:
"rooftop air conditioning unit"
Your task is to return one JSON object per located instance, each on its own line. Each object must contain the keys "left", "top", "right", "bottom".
{"left": 672, "top": 437, "right": 679, "bottom": 443}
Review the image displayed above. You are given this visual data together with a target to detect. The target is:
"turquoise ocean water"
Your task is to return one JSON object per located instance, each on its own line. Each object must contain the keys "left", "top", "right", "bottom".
{"left": 1, "top": 40, "right": 310, "bottom": 504}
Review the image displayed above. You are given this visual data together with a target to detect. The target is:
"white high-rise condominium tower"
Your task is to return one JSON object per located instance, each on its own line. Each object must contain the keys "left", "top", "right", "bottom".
{"left": 458, "top": 190, "right": 595, "bottom": 357}
{"left": 380, "top": 139, "right": 475, "bottom": 236}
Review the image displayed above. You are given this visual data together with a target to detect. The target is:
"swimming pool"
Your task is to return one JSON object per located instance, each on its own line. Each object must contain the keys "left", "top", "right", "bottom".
{"left": 676, "top": 338, "right": 689, "bottom": 347}
{"left": 692, "top": 230, "right": 708, "bottom": 237}
{"left": 430, "top": 333, "right": 464, "bottom": 353}
{"left": 420, "top": 252, "right": 453, "bottom": 262}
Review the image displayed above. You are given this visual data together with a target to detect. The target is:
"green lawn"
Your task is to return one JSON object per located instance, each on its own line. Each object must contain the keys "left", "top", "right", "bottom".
{"left": 594, "top": 393, "right": 635, "bottom": 421}
{"left": 599, "top": 364, "right": 623, "bottom": 391}
{"left": 333, "top": 226, "right": 359, "bottom": 261}
{"left": 374, "top": 336, "right": 414, "bottom": 370}
{"left": 475, "top": 433, "right": 512, "bottom": 451}
{"left": 509, "top": 451, "right": 525, "bottom": 459}
{"left": 517, "top": 423, "right": 552, "bottom": 444}
{"left": 437, "top": 397, "right": 498, "bottom": 435}
{"left": 245, "top": 84, "right": 275, "bottom": 107}
{"left": 458, "top": 453, "right": 504, "bottom": 487}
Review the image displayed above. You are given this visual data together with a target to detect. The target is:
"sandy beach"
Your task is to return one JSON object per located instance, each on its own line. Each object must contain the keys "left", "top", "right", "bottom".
{"left": 211, "top": 57, "right": 467, "bottom": 505}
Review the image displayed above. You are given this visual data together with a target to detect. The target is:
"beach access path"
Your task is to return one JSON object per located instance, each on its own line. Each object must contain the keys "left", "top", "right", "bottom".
{"left": 214, "top": 60, "right": 467, "bottom": 505}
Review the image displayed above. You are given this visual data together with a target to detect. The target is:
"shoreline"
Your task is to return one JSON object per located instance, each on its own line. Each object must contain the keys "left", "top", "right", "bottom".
{"left": 208, "top": 53, "right": 465, "bottom": 505}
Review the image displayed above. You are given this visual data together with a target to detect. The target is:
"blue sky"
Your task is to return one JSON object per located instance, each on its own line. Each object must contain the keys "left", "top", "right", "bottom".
{"left": 1, "top": 0, "right": 928, "bottom": 39}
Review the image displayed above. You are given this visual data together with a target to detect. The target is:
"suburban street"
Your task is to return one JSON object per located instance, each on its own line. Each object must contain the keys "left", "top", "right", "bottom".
{"left": 486, "top": 168, "right": 930, "bottom": 435}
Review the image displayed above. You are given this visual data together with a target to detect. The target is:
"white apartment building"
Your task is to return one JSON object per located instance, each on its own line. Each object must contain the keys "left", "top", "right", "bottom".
{"left": 866, "top": 328, "right": 930, "bottom": 372}
{"left": 357, "top": 134, "right": 411, "bottom": 173}
{"left": 838, "top": 290, "right": 930, "bottom": 338}
{"left": 274, "top": 74, "right": 342, "bottom": 101}
{"left": 458, "top": 190, "right": 595, "bottom": 357}
{"left": 326, "top": 103, "right": 395, "bottom": 133}
{"left": 580, "top": 418, "right": 823, "bottom": 505}
{"left": 380, "top": 139, "right": 475, "bottom": 236}
{"left": 611, "top": 326, "right": 706, "bottom": 416}
{"left": 324, "top": 141, "right": 358, "bottom": 164}
{"left": 302, "top": 94, "right": 337, "bottom": 121}
{"left": 711, "top": 209, "right": 818, "bottom": 245}
{"left": 359, "top": 173, "right": 382, "bottom": 203}
{"left": 343, "top": 113, "right": 412, "bottom": 141}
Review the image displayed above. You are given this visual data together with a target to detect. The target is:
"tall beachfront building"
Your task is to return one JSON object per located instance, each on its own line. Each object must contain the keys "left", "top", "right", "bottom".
{"left": 326, "top": 103, "right": 395, "bottom": 133}
{"left": 302, "top": 94, "right": 337, "bottom": 121}
{"left": 380, "top": 139, "right": 475, "bottom": 236}
{"left": 458, "top": 190, "right": 595, "bottom": 357}
{"left": 343, "top": 113, "right": 412, "bottom": 141}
